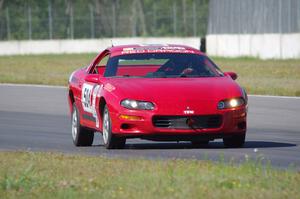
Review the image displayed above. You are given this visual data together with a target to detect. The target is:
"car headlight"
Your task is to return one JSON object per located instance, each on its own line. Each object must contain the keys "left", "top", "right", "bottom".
{"left": 217, "top": 98, "right": 245, "bottom": 109}
{"left": 121, "top": 99, "right": 155, "bottom": 110}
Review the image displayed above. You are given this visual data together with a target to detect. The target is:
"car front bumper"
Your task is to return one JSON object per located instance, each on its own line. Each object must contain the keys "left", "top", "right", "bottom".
{"left": 110, "top": 106, "right": 247, "bottom": 140}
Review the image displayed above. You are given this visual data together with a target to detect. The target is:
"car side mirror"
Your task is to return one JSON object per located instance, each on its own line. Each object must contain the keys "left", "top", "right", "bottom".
{"left": 224, "top": 71, "right": 238, "bottom": 80}
{"left": 85, "top": 74, "right": 99, "bottom": 83}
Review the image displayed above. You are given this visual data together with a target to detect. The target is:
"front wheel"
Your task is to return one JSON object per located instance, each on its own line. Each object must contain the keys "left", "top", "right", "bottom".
{"left": 223, "top": 134, "right": 245, "bottom": 148}
{"left": 102, "top": 105, "right": 126, "bottom": 149}
{"left": 71, "top": 103, "right": 94, "bottom": 146}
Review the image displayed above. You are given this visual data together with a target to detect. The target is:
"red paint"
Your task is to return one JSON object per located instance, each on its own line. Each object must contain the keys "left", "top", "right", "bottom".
{"left": 68, "top": 44, "right": 247, "bottom": 141}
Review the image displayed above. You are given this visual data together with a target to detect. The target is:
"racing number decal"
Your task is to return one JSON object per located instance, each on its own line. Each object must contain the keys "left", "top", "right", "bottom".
{"left": 92, "top": 85, "right": 101, "bottom": 128}
{"left": 81, "top": 83, "right": 101, "bottom": 127}
{"left": 82, "top": 83, "right": 93, "bottom": 113}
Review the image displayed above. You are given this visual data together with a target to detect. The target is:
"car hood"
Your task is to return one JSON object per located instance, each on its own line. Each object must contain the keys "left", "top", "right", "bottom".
{"left": 107, "top": 77, "right": 242, "bottom": 101}
{"left": 105, "top": 77, "right": 243, "bottom": 114}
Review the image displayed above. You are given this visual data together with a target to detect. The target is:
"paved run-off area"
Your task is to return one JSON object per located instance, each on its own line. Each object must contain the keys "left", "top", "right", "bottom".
{"left": 0, "top": 84, "right": 299, "bottom": 169}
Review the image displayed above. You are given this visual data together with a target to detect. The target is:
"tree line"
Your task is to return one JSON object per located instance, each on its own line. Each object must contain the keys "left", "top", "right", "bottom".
{"left": 0, "top": 0, "right": 209, "bottom": 40}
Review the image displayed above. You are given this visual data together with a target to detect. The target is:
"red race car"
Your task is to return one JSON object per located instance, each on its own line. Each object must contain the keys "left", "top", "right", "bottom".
{"left": 68, "top": 44, "right": 247, "bottom": 149}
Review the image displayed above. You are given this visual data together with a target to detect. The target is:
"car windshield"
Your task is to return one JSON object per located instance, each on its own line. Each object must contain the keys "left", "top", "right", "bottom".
{"left": 104, "top": 53, "right": 223, "bottom": 78}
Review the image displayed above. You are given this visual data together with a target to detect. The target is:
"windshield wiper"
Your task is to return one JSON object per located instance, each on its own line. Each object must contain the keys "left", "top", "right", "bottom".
{"left": 179, "top": 74, "right": 188, "bottom": 77}
{"left": 177, "top": 74, "right": 214, "bottom": 78}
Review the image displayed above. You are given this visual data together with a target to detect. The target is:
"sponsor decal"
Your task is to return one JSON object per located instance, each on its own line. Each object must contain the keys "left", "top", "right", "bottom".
{"left": 161, "top": 46, "right": 186, "bottom": 50}
{"left": 121, "top": 49, "right": 195, "bottom": 54}
{"left": 104, "top": 83, "right": 115, "bottom": 92}
{"left": 139, "top": 44, "right": 166, "bottom": 47}
{"left": 81, "top": 83, "right": 101, "bottom": 127}
{"left": 82, "top": 83, "right": 93, "bottom": 113}
{"left": 121, "top": 45, "right": 194, "bottom": 54}
{"left": 183, "top": 106, "right": 194, "bottom": 114}
{"left": 91, "top": 85, "right": 101, "bottom": 127}
{"left": 123, "top": 47, "right": 134, "bottom": 51}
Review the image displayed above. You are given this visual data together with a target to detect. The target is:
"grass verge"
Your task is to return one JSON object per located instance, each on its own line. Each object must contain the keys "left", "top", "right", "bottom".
{"left": 213, "top": 57, "right": 300, "bottom": 96}
{"left": 0, "top": 54, "right": 300, "bottom": 96}
{"left": 0, "top": 151, "right": 299, "bottom": 199}
{"left": 0, "top": 54, "right": 95, "bottom": 86}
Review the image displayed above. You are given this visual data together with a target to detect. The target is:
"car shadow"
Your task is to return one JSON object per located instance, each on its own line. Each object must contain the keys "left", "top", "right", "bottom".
{"left": 121, "top": 141, "right": 296, "bottom": 150}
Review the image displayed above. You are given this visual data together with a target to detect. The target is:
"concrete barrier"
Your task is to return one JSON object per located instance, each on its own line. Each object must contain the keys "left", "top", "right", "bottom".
{"left": 207, "top": 33, "right": 300, "bottom": 59}
{"left": 0, "top": 37, "right": 200, "bottom": 56}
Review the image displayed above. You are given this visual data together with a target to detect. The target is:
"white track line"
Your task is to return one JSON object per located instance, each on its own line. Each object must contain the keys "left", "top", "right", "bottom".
{"left": 249, "top": 94, "right": 300, "bottom": 99}
{"left": 0, "top": 83, "right": 66, "bottom": 89}
{"left": 1, "top": 83, "right": 300, "bottom": 99}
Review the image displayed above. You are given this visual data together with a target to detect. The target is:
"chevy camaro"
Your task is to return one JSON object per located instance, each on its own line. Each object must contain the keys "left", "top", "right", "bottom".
{"left": 67, "top": 44, "right": 247, "bottom": 149}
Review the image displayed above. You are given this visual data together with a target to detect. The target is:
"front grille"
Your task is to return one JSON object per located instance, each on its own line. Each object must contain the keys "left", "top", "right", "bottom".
{"left": 152, "top": 115, "right": 222, "bottom": 129}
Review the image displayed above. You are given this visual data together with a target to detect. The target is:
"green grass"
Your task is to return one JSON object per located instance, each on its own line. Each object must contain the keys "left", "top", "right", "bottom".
{"left": 213, "top": 57, "right": 300, "bottom": 96}
{"left": 0, "top": 54, "right": 300, "bottom": 96}
{"left": 0, "top": 152, "right": 299, "bottom": 199}
{"left": 0, "top": 54, "right": 96, "bottom": 86}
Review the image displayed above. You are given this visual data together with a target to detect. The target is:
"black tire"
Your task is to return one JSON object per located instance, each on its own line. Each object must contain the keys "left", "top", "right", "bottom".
{"left": 102, "top": 105, "right": 126, "bottom": 149}
{"left": 71, "top": 103, "right": 94, "bottom": 146}
{"left": 223, "top": 134, "right": 245, "bottom": 148}
{"left": 191, "top": 140, "right": 209, "bottom": 147}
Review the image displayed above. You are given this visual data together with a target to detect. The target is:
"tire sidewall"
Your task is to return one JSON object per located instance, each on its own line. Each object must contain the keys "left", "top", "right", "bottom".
{"left": 72, "top": 104, "right": 80, "bottom": 145}
{"left": 103, "top": 105, "right": 113, "bottom": 148}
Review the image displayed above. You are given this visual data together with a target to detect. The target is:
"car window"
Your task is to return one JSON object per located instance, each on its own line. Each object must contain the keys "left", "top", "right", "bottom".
{"left": 118, "top": 58, "right": 168, "bottom": 66}
{"left": 98, "top": 55, "right": 109, "bottom": 66}
{"left": 91, "top": 54, "right": 109, "bottom": 74}
{"left": 104, "top": 53, "right": 222, "bottom": 78}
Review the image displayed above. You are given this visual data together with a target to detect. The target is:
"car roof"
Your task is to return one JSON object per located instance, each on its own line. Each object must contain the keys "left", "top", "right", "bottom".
{"left": 106, "top": 44, "right": 204, "bottom": 57}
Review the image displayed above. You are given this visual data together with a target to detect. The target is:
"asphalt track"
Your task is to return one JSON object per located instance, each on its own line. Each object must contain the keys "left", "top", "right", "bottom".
{"left": 0, "top": 84, "right": 299, "bottom": 169}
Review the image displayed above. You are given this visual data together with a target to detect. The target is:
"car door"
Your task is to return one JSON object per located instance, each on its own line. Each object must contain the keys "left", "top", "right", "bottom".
{"left": 80, "top": 52, "right": 109, "bottom": 130}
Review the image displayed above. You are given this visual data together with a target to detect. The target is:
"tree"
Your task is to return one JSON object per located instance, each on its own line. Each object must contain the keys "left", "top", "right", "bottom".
{"left": 0, "top": 0, "right": 4, "bottom": 9}
{"left": 0, "top": 0, "right": 209, "bottom": 40}
{"left": 65, "top": 0, "right": 74, "bottom": 39}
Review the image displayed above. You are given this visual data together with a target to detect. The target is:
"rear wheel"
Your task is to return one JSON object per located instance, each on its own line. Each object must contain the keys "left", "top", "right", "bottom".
{"left": 223, "top": 134, "right": 245, "bottom": 148}
{"left": 71, "top": 103, "right": 94, "bottom": 146}
{"left": 102, "top": 105, "right": 126, "bottom": 149}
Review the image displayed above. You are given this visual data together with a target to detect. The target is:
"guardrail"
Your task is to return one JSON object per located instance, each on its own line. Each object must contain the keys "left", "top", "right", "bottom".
{"left": 207, "top": 33, "right": 300, "bottom": 59}
{"left": 0, "top": 37, "right": 200, "bottom": 56}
